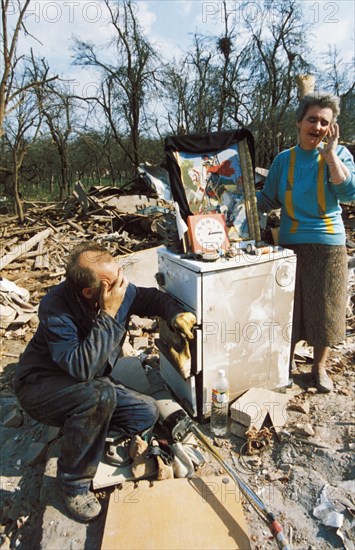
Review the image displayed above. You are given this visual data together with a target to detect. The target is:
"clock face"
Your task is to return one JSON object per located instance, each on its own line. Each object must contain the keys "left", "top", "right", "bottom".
{"left": 187, "top": 214, "right": 230, "bottom": 253}
{"left": 195, "top": 218, "right": 225, "bottom": 247}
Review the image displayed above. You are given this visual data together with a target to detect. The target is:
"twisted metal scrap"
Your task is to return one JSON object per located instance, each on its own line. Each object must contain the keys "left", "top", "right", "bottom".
{"left": 244, "top": 426, "right": 274, "bottom": 456}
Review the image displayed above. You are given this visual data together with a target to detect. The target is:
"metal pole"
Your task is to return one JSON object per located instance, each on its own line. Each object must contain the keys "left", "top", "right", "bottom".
{"left": 189, "top": 423, "right": 291, "bottom": 550}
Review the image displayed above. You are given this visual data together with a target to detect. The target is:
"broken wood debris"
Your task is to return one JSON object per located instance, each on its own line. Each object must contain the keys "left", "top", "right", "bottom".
{"left": 0, "top": 228, "right": 52, "bottom": 270}
{"left": 0, "top": 186, "right": 174, "bottom": 343}
{"left": 0, "top": 185, "right": 173, "bottom": 284}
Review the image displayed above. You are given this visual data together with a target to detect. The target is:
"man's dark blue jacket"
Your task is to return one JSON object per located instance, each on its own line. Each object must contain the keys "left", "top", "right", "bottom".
{"left": 15, "top": 280, "right": 183, "bottom": 384}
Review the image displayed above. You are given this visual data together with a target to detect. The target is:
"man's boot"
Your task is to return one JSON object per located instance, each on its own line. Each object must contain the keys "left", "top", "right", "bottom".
{"left": 59, "top": 485, "right": 101, "bottom": 522}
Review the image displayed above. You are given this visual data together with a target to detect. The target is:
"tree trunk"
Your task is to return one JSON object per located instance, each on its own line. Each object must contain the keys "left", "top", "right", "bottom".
{"left": 131, "top": 93, "right": 140, "bottom": 172}
{"left": 12, "top": 160, "right": 24, "bottom": 223}
{"left": 0, "top": 84, "right": 6, "bottom": 139}
{"left": 58, "top": 146, "right": 70, "bottom": 200}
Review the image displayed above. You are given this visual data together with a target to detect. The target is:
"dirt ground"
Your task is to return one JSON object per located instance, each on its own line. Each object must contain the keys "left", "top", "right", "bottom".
{"left": 0, "top": 250, "right": 354, "bottom": 550}
{"left": 224, "top": 342, "right": 355, "bottom": 550}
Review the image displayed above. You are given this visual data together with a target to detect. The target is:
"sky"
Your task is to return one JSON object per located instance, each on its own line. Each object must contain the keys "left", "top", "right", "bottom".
{"left": 10, "top": 0, "right": 355, "bottom": 95}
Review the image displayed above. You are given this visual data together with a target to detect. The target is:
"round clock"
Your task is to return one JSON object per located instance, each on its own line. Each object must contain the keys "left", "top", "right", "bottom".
{"left": 187, "top": 213, "right": 230, "bottom": 253}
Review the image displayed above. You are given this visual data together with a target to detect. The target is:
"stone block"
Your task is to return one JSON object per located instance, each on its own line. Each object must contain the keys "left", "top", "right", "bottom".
{"left": 230, "top": 387, "right": 290, "bottom": 433}
{"left": 132, "top": 336, "right": 149, "bottom": 350}
{"left": 230, "top": 421, "right": 248, "bottom": 440}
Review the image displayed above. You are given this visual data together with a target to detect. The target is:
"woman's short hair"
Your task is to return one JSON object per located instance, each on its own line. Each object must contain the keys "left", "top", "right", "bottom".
{"left": 296, "top": 93, "right": 340, "bottom": 123}
{"left": 65, "top": 242, "right": 112, "bottom": 291}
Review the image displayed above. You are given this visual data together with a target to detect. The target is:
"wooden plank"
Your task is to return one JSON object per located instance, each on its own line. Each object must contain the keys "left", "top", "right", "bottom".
{"left": 2, "top": 225, "right": 46, "bottom": 236}
{"left": 0, "top": 228, "right": 52, "bottom": 270}
{"left": 44, "top": 219, "right": 60, "bottom": 233}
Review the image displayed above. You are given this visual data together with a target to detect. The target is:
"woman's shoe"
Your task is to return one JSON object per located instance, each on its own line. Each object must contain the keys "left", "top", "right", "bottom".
{"left": 312, "top": 366, "right": 333, "bottom": 393}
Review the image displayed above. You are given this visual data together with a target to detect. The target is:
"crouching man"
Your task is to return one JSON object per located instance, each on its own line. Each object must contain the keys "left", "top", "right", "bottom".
{"left": 14, "top": 243, "right": 196, "bottom": 522}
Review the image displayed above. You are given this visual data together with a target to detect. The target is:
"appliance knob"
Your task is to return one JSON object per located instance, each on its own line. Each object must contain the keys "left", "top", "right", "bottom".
{"left": 155, "top": 272, "right": 165, "bottom": 286}
{"left": 276, "top": 264, "right": 294, "bottom": 287}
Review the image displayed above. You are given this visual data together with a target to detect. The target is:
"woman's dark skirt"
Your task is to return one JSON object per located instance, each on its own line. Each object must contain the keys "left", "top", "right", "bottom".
{"left": 285, "top": 244, "right": 348, "bottom": 347}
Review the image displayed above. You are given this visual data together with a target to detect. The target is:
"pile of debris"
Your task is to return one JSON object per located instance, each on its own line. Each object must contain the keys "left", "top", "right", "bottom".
{"left": 0, "top": 178, "right": 354, "bottom": 549}
{"left": 0, "top": 182, "right": 173, "bottom": 298}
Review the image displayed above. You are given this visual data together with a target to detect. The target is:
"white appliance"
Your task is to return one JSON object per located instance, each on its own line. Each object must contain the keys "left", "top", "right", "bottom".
{"left": 156, "top": 246, "right": 296, "bottom": 420}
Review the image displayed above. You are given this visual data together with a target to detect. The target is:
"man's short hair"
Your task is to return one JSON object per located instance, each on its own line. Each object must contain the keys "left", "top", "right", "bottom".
{"left": 296, "top": 93, "right": 340, "bottom": 123}
{"left": 65, "top": 243, "right": 112, "bottom": 291}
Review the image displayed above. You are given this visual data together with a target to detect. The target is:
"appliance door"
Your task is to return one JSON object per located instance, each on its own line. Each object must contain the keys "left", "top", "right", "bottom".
{"left": 157, "top": 251, "right": 202, "bottom": 322}
{"left": 157, "top": 251, "right": 205, "bottom": 417}
{"left": 159, "top": 327, "right": 203, "bottom": 418}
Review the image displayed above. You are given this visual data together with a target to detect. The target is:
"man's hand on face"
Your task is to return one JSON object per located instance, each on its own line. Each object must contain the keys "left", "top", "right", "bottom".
{"left": 100, "top": 268, "right": 128, "bottom": 319}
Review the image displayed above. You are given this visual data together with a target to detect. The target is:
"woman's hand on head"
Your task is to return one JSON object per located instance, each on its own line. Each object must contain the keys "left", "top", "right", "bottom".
{"left": 318, "top": 123, "right": 339, "bottom": 158}
{"left": 318, "top": 122, "right": 351, "bottom": 184}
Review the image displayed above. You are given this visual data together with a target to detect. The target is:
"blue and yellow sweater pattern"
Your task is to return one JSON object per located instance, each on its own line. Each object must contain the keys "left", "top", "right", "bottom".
{"left": 257, "top": 144, "right": 355, "bottom": 245}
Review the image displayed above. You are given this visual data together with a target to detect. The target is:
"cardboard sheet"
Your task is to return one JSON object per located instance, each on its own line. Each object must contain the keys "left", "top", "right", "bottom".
{"left": 102, "top": 476, "right": 250, "bottom": 549}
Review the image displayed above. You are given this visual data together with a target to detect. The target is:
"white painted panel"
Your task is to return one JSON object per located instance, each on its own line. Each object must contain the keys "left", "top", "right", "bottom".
{"left": 201, "top": 256, "right": 296, "bottom": 403}
{"left": 157, "top": 251, "right": 202, "bottom": 321}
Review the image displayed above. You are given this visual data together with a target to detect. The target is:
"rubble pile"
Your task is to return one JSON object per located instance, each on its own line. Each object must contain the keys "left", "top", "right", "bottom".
{"left": 0, "top": 184, "right": 171, "bottom": 299}
{"left": 0, "top": 186, "right": 354, "bottom": 549}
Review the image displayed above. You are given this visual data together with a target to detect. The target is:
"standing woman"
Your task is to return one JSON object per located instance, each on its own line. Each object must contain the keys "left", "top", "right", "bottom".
{"left": 257, "top": 93, "right": 355, "bottom": 392}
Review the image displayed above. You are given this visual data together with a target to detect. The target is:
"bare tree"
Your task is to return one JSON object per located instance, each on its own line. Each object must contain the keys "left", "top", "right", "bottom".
{"left": 317, "top": 45, "right": 354, "bottom": 142}
{"left": 216, "top": 0, "right": 235, "bottom": 130}
{"left": 318, "top": 45, "right": 353, "bottom": 97}
{"left": 73, "top": 0, "right": 159, "bottom": 174}
{"left": 0, "top": 0, "right": 57, "bottom": 137}
{"left": 162, "top": 34, "right": 221, "bottom": 135}
{"left": 186, "top": 34, "right": 219, "bottom": 133}
{"left": 30, "top": 56, "right": 75, "bottom": 200}
{"left": 0, "top": 0, "right": 30, "bottom": 135}
{"left": 160, "top": 59, "right": 192, "bottom": 135}
{"left": 238, "top": 0, "right": 312, "bottom": 165}
{"left": 3, "top": 78, "right": 42, "bottom": 222}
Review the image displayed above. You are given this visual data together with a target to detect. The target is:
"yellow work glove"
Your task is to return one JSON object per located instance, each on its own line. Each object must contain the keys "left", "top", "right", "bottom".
{"left": 171, "top": 312, "right": 197, "bottom": 340}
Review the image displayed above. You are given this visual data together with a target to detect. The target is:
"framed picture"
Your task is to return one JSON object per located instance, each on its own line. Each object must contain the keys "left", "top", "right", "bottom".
{"left": 165, "top": 129, "right": 260, "bottom": 242}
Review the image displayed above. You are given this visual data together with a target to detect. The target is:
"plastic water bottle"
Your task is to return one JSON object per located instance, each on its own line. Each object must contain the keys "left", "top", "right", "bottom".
{"left": 210, "top": 369, "right": 229, "bottom": 436}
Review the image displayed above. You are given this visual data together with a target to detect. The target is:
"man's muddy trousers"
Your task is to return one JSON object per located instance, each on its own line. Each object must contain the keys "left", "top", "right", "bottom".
{"left": 15, "top": 374, "right": 159, "bottom": 494}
